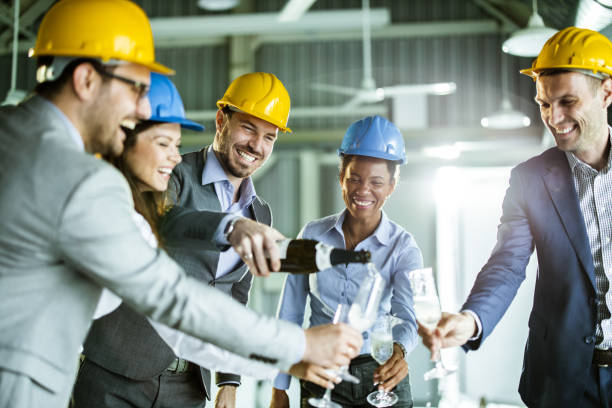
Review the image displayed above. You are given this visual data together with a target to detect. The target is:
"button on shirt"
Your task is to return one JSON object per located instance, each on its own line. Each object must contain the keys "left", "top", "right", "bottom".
{"left": 203, "top": 148, "right": 257, "bottom": 278}
{"left": 273, "top": 210, "right": 423, "bottom": 390}
{"left": 565, "top": 129, "right": 612, "bottom": 349}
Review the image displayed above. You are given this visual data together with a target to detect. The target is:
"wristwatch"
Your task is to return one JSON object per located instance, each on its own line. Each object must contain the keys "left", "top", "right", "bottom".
{"left": 394, "top": 342, "right": 407, "bottom": 359}
{"left": 224, "top": 217, "right": 240, "bottom": 242}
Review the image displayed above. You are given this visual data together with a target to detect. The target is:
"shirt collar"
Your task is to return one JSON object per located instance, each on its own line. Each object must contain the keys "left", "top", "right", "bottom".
{"left": 330, "top": 209, "right": 392, "bottom": 246}
{"left": 202, "top": 147, "right": 257, "bottom": 206}
{"left": 565, "top": 127, "right": 612, "bottom": 174}
{"left": 40, "top": 97, "right": 84, "bottom": 152}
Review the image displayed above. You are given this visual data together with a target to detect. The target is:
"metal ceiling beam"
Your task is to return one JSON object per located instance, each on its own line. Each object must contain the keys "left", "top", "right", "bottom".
{"left": 153, "top": 19, "right": 500, "bottom": 49}
{"left": 0, "top": 2, "right": 35, "bottom": 43}
{"left": 472, "top": 0, "right": 520, "bottom": 31}
{"left": 0, "top": 0, "right": 54, "bottom": 46}
{"left": 253, "top": 19, "right": 500, "bottom": 47}
{"left": 150, "top": 9, "right": 390, "bottom": 41}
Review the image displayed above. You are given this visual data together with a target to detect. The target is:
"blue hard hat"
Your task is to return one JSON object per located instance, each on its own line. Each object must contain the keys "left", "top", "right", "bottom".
{"left": 147, "top": 73, "right": 204, "bottom": 132}
{"left": 338, "top": 116, "right": 406, "bottom": 164}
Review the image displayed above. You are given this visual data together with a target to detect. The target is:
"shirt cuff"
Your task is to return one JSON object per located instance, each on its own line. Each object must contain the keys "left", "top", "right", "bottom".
{"left": 214, "top": 214, "right": 244, "bottom": 246}
{"left": 273, "top": 373, "right": 291, "bottom": 390}
{"left": 461, "top": 309, "right": 482, "bottom": 341}
{"left": 217, "top": 381, "right": 240, "bottom": 387}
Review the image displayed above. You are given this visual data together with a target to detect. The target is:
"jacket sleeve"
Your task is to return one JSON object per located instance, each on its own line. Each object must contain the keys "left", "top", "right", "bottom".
{"left": 57, "top": 166, "right": 305, "bottom": 371}
{"left": 217, "top": 197, "right": 273, "bottom": 385}
{"left": 159, "top": 205, "right": 231, "bottom": 251}
{"left": 461, "top": 165, "right": 535, "bottom": 350}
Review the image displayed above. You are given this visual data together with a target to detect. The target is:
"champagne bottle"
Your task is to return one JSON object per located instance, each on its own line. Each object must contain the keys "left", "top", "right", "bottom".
{"left": 274, "top": 239, "right": 371, "bottom": 274}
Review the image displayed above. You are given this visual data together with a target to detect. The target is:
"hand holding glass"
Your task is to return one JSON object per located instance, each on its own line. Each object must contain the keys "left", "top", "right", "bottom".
{"left": 408, "top": 267, "right": 455, "bottom": 380}
{"left": 309, "top": 263, "right": 386, "bottom": 407}
{"left": 366, "top": 314, "right": 399, "bottom": 407}
{"left": 307, "top": 303, "right": 350, "bottom": 408}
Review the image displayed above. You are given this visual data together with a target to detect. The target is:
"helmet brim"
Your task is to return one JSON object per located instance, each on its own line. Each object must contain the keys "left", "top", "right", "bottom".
{"left": 217, "top": 102, "right": 292, "bottom": 133}
{"left": 337, "top": 149, "right": 406, "bottom": 165}
{"left": 150, "top": 116, "right": 204, "bottom": 132}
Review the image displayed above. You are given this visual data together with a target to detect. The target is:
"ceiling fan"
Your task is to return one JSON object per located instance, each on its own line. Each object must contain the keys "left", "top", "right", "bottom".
{"left": 312, "top": 0, "right": 456, "bottom": 111}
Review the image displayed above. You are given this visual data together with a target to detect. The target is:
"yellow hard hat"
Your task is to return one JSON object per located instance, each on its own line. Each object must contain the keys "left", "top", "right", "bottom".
{"left": 29, "top": 0, "right": 173, "bottom": 75}
{"left": 217, "top": 72, "right": 292, "bottom": 133}
{"left": 520, "top": 26, "right": 612, "bottom": 79}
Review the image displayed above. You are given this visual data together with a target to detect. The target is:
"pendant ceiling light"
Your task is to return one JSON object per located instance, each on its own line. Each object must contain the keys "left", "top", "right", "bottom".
{"left": 502, "top": 0, "right": 557, "bottom": 57}
{"left": 197, "top": 0, "right": 239, "bottom": 11}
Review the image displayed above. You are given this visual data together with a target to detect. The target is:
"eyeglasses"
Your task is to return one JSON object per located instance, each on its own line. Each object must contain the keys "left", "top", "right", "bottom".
{"left": 92, "top": 64, "right": 150, "bottom": 100}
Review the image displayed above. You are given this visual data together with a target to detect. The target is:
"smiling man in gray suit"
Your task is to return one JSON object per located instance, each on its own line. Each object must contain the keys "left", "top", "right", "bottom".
{"left": 0, "top": 2, "right": 362, "bottom": 408}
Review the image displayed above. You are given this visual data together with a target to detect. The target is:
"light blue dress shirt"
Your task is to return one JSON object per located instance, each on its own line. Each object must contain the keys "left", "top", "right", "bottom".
{"left": 41, "top": 97, "right": 84, "bottom": 152}
{"left": 203, "top": 148, "right": 257, "bottom": 278}
{"left": 273, "top": 209, "right": 423, "bottom": 390}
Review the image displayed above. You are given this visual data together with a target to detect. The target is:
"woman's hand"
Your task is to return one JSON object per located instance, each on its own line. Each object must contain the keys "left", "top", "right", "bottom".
{"left": 372, "top": 343, "right": 408, "bottom": 391}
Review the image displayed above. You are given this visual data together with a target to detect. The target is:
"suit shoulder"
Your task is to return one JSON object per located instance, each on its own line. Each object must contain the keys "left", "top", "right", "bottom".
{"left": 176, "top": 149, "right": 204, "bottom": 174}
{"left": 516, "top": 146, "right": 563, "bottom": 173}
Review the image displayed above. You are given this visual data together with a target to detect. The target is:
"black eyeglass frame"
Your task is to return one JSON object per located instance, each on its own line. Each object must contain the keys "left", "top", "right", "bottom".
{"left": 91, "top": 63, "right": 150, "bottom": 99}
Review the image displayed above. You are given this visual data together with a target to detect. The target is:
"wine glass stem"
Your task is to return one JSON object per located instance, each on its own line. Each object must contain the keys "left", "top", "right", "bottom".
{"left": 322, "top": 388, "right": 332, "bottom": 401}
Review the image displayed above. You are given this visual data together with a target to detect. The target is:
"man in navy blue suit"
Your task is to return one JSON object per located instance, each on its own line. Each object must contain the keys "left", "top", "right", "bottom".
{"left": 420, "top": 26, "right": 612, "bottom": 407}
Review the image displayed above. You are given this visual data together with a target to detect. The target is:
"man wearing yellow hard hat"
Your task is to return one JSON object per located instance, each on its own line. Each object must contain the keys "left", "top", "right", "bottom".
{"left": 0, "top": 2, "right": 363, "bottom": 407}
{"left": 73, "top": 72, "right": 323, "bottom": 408}
{"left": 419, "top": 27, "right": 612, "bottom": 407}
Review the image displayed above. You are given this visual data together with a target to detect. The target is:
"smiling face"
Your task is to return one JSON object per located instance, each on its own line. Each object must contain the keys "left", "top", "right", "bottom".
{"left": 86, "top": 63, "right": 152, "bottom": 157}
{"left": 340, "top": 155, "right": 396, "bottom": 223}
{"left": 123, "top": 122, "right": 182, "bottom": 192}
{"left": 212, "top": 109, "right": 278, "bottom": 186}
{"left": 535, "top": 72, "right": 611, "bottom": 162}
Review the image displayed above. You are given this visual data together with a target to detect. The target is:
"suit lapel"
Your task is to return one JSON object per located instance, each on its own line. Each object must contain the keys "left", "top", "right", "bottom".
{"left": 196, "top": 147, "right": 222, "bottom": 211}
{"left": 542, "top": 150, "right": 596, "bottom": 289}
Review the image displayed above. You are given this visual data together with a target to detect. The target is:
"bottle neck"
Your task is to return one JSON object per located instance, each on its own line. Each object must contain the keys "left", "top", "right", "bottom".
{"left": 329, "top": 248, "right": 371, "bottom": 265}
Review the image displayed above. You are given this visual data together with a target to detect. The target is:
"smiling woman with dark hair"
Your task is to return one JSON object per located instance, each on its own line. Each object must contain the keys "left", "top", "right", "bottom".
{"left": 271, "top": 116, "right": 423, "bottom": 408}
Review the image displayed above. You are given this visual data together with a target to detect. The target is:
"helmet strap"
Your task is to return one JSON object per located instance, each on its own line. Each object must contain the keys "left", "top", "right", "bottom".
{"left": 36, "top": 57, "right": 127, "bottom": 83}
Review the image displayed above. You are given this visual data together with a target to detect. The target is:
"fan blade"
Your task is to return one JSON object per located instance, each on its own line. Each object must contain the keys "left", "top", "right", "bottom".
{"left": 311, "top": 83, "right": 361, "bottom": 96}
{"left": 339, "top": 94, "right": 366, "bottom": 111}
{"left": 381, "top": 82, "right": 457, "bottom": 97}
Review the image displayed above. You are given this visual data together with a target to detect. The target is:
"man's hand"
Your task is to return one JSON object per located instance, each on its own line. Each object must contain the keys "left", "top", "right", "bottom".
{"left": 418, "top": 311, "right": 476, "bottom": 360}
{"left": 227, "top": 218, "right": 285, "bottom": 276}
{"left": 214, "top": 385, "right": 237, "bottom": 408}
{"left": 373, "top": 344, "right": 408, "bottom": 391}
{"left": 269, "top": 388, "right": 290, "bottom": 408}
{"left": 302, "top": 323, "right": 363, "bottom": 369}
{"left": 288, "top": 362, "right": 341, "bottom": 389}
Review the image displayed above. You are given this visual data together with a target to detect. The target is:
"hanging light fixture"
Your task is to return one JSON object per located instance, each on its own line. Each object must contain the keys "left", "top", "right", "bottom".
{"left": 481, "top": 52, "right": 531, "bottom": 130}
{"left": 197, "top": 0, "right": 239, "bottom": 11}
{"left": 502, "top": 0, "right": 557, "bottom": 57}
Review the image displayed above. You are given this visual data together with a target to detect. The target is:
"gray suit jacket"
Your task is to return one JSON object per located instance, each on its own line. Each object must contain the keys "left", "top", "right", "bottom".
{"left": 0, "top": 96, "right": 303, "bottom": 408}
{"left": 83, "top": 147, "right": 271, "bottom": 398}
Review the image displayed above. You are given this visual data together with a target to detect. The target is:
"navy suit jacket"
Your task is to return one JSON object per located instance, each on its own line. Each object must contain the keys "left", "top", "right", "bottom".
{"left": 463, "top": 146, "right": 597, "bottom": 407}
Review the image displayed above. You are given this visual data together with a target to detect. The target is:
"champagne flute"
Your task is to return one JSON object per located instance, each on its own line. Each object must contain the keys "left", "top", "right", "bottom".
{"left": 366, "top": 314, "right": 399, "bottom": 407}
{"left": 308, "top": 304, "right": 350, "bottom": 408}
{"left": 319, "top": 262, "right": 387, "bottom": 384}
{"left": 309, "top": 264, "right": 387, "bottom": 407}
{"left": 408, "top": 267, "right": 455, "bottom": 380}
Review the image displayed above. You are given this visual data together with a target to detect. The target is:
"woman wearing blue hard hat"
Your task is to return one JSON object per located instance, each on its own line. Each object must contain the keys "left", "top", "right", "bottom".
{"left": 72, "top": 73, "right": 211, "bottom": 408}
{"left": 271, "top": 116, "right": 422, "bottom": 408}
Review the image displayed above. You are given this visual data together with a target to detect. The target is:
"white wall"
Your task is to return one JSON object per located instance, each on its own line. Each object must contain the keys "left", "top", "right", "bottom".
{"left": 435, "top": 167, "right": 536, "bottom": 406}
